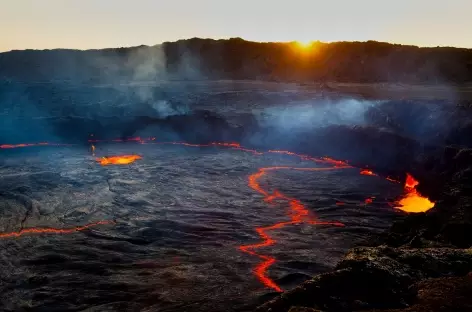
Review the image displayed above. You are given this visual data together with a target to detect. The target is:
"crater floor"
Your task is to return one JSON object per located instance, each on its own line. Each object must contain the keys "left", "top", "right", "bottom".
{"left": 0, "top": 143, "right": 403, "bottom": 311}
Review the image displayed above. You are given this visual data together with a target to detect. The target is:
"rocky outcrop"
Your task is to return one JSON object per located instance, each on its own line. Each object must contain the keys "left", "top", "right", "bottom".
{"left": 256, "top": 247, "right": 472, "bottom": 312}
{"left": 367, "top": 273, "right": 472, "bottom": 312}
{"left": 287, "top": 273, "right": 472, "bottom": 312}
{"left": 256, "top": 147, "right": 472, "bottom": 312}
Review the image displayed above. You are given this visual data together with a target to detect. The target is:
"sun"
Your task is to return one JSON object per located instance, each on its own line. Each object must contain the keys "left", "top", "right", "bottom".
{"left": 295, "top": 40, "right": 313, "bottom": 49}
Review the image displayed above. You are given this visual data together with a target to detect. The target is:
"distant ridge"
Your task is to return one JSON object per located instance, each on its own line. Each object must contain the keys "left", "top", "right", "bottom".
{"left": 1, "top": 38, "right": 472, "bottom": 84}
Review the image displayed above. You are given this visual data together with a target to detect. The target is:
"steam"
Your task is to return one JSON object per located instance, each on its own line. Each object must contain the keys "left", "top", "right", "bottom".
{"left": 96, "top": 44, "right": 196, "bottom": 118}
{"left": 0, "top": 83, "right": 59, "bottom": 144}
{"left": 150, "top": 100, "right": 188, "bottom": 117}
{"left": 0, "top": 41, "right": 468, "bottom": 149}
{"left": 257, "top": 98, "right": 379, "bottom": 131}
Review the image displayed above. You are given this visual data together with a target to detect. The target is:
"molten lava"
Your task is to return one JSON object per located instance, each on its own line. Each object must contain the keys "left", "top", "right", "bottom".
{"left": 386, "top": 176, "right": 401, "bottom": 183}
{"left": 96, "top": 155, "right": 142, "bottom": 166}
{"left": 395, "top": 173, "right": 435, "bottom": 213}
{"left": 405, "top": 174, "right": 419, "bottom": 189}
{"left": 241, "top": 166, "right": 345, "bottom": 292}
{"left": 360, "top": 169, "right": 376, "bottom": 176}
{"left": 1, "top": 137, "right": 432, "bottom": 292}
{"left": 267, "top": 150, "right": 352, "bottom": 168}
{"left": 0, "top": 142, "right": 73, "bottom": 149}
{"left": 0, "top": 221, "right": 113, "bottom": 239}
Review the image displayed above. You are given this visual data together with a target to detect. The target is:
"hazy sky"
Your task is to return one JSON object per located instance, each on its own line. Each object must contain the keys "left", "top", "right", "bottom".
{"left": 1, "top": 0, "right": 470, "bottom": 52}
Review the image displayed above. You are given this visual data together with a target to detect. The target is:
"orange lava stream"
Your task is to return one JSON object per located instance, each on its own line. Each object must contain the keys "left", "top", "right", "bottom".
{"left": 360, "top": 169, "right": 377, "bottom": 176}
{"left": 0, "top": 142, "right": 74, "bottom": 149}
{"left": 267, "top": 150, "right": 352, "bottom": 168}
{"left": 0, "top": 221, "right": 114, "bottom": 239}
{"left": 395, "top": 173, "right": 435, "bottom": 213}
{"left": 149, "top": 141, "right": 264, "bottom": 155}
{"left": 240, "top": 166, "right": 346, "bottom": 292}
{"left": 1, "top": 137, "right": 435, "bottom": 290}
{"left": 96, "top": 155, "right": 142, "bottom": 166}
{"left": 386, "top": 176, "right": 401, "bottom": 183}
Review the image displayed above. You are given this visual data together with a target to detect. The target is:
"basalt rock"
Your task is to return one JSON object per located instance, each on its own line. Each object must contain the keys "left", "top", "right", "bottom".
{"left": 257, "top": 143, "right": 472, "bottom": 312}
{"left": 381, "top": 149, "right": 472, "bottom": 248}
{"left": 364, "top": 273, "right": 472, "bottom": 312}
{"left": 288, "top": 308, "right": 323, "bottom": 312}
{"left": 255, "top": 247, "right": 472, "bottom": 312}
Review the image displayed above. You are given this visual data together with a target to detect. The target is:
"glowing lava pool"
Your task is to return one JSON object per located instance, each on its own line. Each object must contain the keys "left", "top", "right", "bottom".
{"left": 0, "top": 143, "right": 417, "bottom": 311}
{"left": 96, "top": 154, "right": 142, "bottom": 166}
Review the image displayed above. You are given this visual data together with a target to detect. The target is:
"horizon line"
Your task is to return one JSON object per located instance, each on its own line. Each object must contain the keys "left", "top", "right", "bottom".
{"left": 1, "top": 37, "right": 470, "bottom": 54}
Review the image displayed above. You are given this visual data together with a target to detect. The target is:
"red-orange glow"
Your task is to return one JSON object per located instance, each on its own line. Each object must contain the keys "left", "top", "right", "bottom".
{"left": 320, "top": 157, "right": 351, "bottom": 167}
{"left": 88, "top": 137, "right": 155, "bottom": 143}
{"left": 0, "top": 221, "right": 113, "bottom": 239}
{"left": 2, "top": 137, "right": 425, "bottom": 291}
{"left": 0, "top": 142, "right": 73, "bottom": 149}
{"left": 241, "top": 165, "right": 345, "bottom": 292}
{"left": 96, "top": 155, "right": 142, "bottom": 166}
{"left": 267, "top": 150, "right": 352, "bottom": 168}
{"left": 395, "top": 173, "right": 435, "bottom": 213}
{"left": 268, "top": 150, "right": 312, "bottom": 160}
{"left": 360, "top": 169, "right": 377, "bottom": 176}
{"left": 386, "top": 176, "right": 401, "bottom": 183}
{"left": 405, "top": 173, "right": 419, "bottom": 189}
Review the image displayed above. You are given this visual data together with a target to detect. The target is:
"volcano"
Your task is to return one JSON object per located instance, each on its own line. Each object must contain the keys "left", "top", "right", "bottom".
{"left": 0, "top": 81, "right": 457, "bottom": 312}
{"left": 0, "top": 136, "right": 430, "bottom": 311}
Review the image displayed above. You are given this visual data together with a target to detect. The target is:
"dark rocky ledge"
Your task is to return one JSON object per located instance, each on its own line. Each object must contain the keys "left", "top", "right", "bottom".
{"left": 256, "top": 148, "right": 472, "bottom": 312}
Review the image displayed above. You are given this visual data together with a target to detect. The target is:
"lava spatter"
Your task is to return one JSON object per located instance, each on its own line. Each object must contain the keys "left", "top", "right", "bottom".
{"left": 395, "top": 173, "right": 435, "bottom": 213}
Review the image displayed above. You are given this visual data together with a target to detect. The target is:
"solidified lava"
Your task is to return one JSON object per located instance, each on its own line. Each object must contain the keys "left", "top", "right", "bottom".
{"left": 0, "top": 138, "right": 435, "bottom": 292}
{"left": 268, "top": 150, "right": 352, "bottom": 168}
{"left": 88, "top": 136, "right": 155, "bottom": 143}
{"left": 155, "top": 141, "right": 263, "bottom": 155}
{"left": 0, "top": 142, "right": 73, "bottom": 149}
{"left": 96, "top": 155, "right": 143, "bottom": 166}
{"left": 0, "top": 221, "right": 114, "bottom": 239}
{"left": 395, "top": 173, "right": 435, "bottom": 213}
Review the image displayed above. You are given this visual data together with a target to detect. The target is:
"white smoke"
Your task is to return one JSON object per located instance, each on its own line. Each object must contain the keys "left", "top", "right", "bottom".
{"left": 258, "top": 98, "right": 380, "bottom": 130}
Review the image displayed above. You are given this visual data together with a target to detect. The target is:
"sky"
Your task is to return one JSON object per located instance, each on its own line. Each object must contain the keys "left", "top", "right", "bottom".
{"left": 0, "top": 0, "right": 471, "bottom": 52}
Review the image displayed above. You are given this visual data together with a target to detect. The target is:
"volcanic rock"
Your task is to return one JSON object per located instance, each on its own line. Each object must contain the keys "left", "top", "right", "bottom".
{"left": 288, "top": 308, "right": 323, "bottom": 312}
{"left": 256, "top": 247, "right": 472, "bottom": 312}
{"left": 256, "top": 141, "right": 472, "bottom": 312}
{"left": 364, "top": 273, "right": 472, "bottom": 312}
